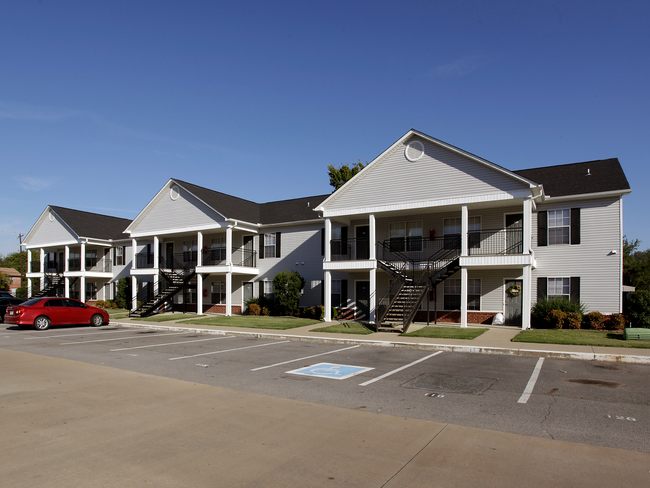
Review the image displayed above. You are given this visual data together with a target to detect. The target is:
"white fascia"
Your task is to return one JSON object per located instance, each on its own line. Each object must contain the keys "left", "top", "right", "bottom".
{"left": 25, "top": 239, "right": 79, "bottom": 250}
{"left": 541, "top": 189, "right": 631, "bottom": 203}
{"left": 128, "top": 222, "right": 230, "bottom": 239}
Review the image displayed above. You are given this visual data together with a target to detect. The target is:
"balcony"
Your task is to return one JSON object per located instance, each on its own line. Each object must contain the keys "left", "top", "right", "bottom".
{"left": 467, "top": 228, "right": 523, "bottom": 255}
{"left": 136, "top": 251, "right": 155, "bottom": 269}
{"left": 201, "top": 248, "right": 257, "bottom": 268}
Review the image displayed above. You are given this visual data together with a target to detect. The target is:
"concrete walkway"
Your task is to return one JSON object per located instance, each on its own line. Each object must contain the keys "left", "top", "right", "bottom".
{"left": 111, "top": 315, "right": 650, "bottom": 365}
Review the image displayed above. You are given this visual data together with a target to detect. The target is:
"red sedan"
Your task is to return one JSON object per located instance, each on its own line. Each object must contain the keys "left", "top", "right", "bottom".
{"left": 4, "top": 297, "right": 110, "bottom": 330}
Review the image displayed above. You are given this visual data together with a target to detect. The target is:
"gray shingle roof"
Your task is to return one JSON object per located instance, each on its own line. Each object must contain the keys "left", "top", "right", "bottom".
{"left": 50, "top": 206, "right": 131, "bottom": 240}
{"left": 513, "top": 158, "right": 630, "bottom": 198}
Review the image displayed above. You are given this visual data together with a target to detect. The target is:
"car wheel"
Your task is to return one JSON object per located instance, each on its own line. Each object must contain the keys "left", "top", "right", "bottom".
{"left": 91, "top": 314, "right": 104, "bottom": 327}
{"left": 34, "top": 316, "right": 51, "bottom": 331}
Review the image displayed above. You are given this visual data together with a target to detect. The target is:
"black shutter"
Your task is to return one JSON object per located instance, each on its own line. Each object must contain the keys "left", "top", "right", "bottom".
{"left": 320, "top": 279, "right": 324, "bottom": 306}
{"left": 259, "top": 281, "right": 264, "bottom": 298}
{"left": 321, "top": 229, "right": 324, "bottom": 256}
{"left": 537, "top": 277, "right": 547, "bottom": 301}
{"left": 259, "top": 235, "right": 264, "bottom": 259}
{"left": 275, "top": 232, "right": 281, "bottom": 258}
{"left": 570, "top": 208, "right": 581, "bottom": 245}
{"left": 113, "top": 248, "right": 116, "bottom": 266}
{"left": 538, "top": 211, "right": 548, "bottom": 247}
{"left": 570, "top": 277, "right": 580, "bottom": 302}
{"left": 341, "top": 226, "right": 348, "bottom": 256}
{"left": 341, "top": 279, "right": 348, "bottom": 307}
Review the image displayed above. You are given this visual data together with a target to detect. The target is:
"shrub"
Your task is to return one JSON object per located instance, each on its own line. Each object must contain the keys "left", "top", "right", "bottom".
{"left": 272, "top": 270, "right": 306, "bottom": 316}
{"left": 606, "top": 313, "right": 626, "bottom": 330}
{"left": 331, "top": 307, "right": 339, "bottom": 320}
{"left": 248, "top": 303, "right": 261, "bottom": 316}
{"left": 532, "top": 297, "right": 585, "bottom": 328}
{"left": 582, "top": 311, "right": 605, "bottom": 330}
{"left": 546, "top": 310, "right": 567, "bottom": 329}
{"left": 261, "top": 306, "right": 270, "bottom": 316}
{"left": 95, "top": 300, "right": 106, "bottom": 309}
{"left": 115, "top": 278, "right": 131, "bottom": 309}
{"left": 565, "top": 312, "right": 582, "bottom": 329}
{"left": 626, "top": 290, "right": 650, "bottom": 328}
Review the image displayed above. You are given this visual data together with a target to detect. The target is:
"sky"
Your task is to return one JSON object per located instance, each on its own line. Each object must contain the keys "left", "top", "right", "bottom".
{"left": 1, "top": 0, "right": 649, "bottom": 257}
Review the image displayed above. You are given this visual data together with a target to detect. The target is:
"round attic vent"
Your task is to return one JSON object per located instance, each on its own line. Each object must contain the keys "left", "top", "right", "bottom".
{"left": 48, "top": 212, "right": 54, "bottom": 222}
{"left": 405, "top": 140, "right": 425, "bottom": 161}
{"left": 170, "top": 185, "right": 180, "bottom": 201}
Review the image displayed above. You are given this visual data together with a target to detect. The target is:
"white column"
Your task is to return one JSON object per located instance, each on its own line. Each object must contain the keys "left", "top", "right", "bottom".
{"left": 64, "top": 246, "right": 70, "bottom": 272}
{"left": 80, "top": 242, "right": 86, "bottom": 272}
{"left": 64, "top": 277, "right": 70, "bottom": 297}
{"left": 523, "top": 198, "right": 532, "bottom": 254}
{"left": 460, "top": 267, "right": 468, "bottom": 328}
{"left": 80, "top": 276, "right": 86, "bottom": 303}
{"left": 40, "top": 248, "right": 45, "bottom": 290}
{"left": 153, "top": 236, "right": 160, "bottom": 268}
{"left": 131, "top": 276, "right": 138, "bottom": 311}
{"left": 27, "top": 275, "right": 32, "bottom": 298}
{"left": 461, "top": 205, "right": 468, "bottom": 257}
{"left": 522, "top": 265, "right": 532, "bottom": 329}
{"left": 369, "top": 213, "right": 376, "bottom": 260}
{"left": 197, "top": 231, "right": 203, "bottom": 267}
{"left": 369, "top": 269, "right": 377, "bottom": 324}
{"left": 131, "top": 239, "right": 137, "bottom": 270}
{"left": 226, "top": 227, "right": 233, "bottom": 265}
{"left": 197, "top": 273, "right": 203, "bottom": 314}
{"left": 226, "top": 272, "right": 232, "bottom": 316}
{"left": 324, "top": 271, "right": 332, "bottom": 321}
{"left": 27, "top": 249, "right": 31, "bottom": 273}
{"left": 324, "top": 219, "right": 331, "bottom": 262}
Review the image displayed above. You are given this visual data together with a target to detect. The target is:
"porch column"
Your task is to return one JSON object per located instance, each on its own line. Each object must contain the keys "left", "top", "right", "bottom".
{"left": 80, "top": 275, "right": 86, "bottom": 303}
{"left": 369, "top": 268, "right": 376, "bottom": 324}
{"left": 324, "top": 270, "right": 332, "bottom": 322}
{"left": 40, "top": 248, "right": 45, "bottom": 290}
{"left": 226, "top": 272, "right": 232, "bottom": 316}
{"left": 369, "top": 213, "right": 376, "bottom": 260}
{"left": 523, "top": 197, "right": 532, "bottom": 254}
{"left": 461, "top": 205, "right": 468, "bottom": 257}
{"left": 197, "top": 273, "right": 203, "bottom": 314}
{"left": 131, "top": 239, "right": 137, "bottom": 270}
{"left": 131, "top": 276, "right": 138, "bottom": 311}
{"left": 153, "top": 236, "right": 160, "bottom": 268}
{"left": 197, "top": 231, "right": 203, "bottom": 267}
{"left": 522, "top": 265, "right": 532, "bottom": 329}
{"left": 80, "top": 242, "right": 86, "bottom": 272}
{"left": 64, "top": 246, "right": 70, "bottom": 272}
{"left": 27, "top": 249, "right": 31, "bottom": 273}
{"left": 460, "top": 267, "right": 468, "bottom": 328}
{"left": 226, "top": 226, "right": 233, "bottom": 265}
{"left": 324, "top": 219, "right": 331, "bottom": 262}
{"left": 64, "top": 277, "right": 70, "bottom": 297}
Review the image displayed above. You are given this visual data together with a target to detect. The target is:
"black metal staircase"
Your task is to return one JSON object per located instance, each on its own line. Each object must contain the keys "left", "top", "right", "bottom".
{"left": 30, "top": 269, "right": 66, "bottom": 298}
{"left": 376, "top": 238, "right": 461, "bottom": 333}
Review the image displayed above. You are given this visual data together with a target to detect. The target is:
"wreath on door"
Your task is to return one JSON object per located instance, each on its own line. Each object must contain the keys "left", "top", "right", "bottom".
{"left": 507, "top": 284, "right": 522, "bottom": 297}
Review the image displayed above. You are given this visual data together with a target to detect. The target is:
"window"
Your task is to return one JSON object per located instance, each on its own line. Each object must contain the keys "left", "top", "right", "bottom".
{"left": 115, "top": 247, "right": 124, "bottom": 266}
{"left": 183, "top": 240, "right": 197, "bottom": 262}
{"left": 547, "top": 278, "right": 570, "bottom": 300}
{"left": 86, "top": 282, "right": 98, "bottom": 300}
{"left": 263, "top": 281, "right": 274, "bottom": 300}
{"left": 211, "top": 281, "right": 226, "bottom": 304}
{"left": 86, "top": 250, "right": 97, "bottom": 269}
{"left": 548, "top": 209, "right": 570, "bottom": 245}
{"left": 211, "top": 237, "right": 226, "bottom": 261}
{"left": 390, "top": 221, "right": 422, "bottom": 252}
{"left": 468, "top": 216, "right": 481, "bottom": 248}
{"left": 264, "top": 234, "right": 276, "bottom": 258}
{"left": 332, "top": 280, "right": 341, "bottom": 308}
{"left": 444, "top": 218, "right": 461, "bottom": 249}
{"left": 443, "top": 278, "right": 481, "bottom": 310}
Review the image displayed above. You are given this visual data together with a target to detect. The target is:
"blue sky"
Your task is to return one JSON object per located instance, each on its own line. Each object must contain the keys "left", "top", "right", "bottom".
{"left": 2, "top": 0, "right": 648, "bottom": 257}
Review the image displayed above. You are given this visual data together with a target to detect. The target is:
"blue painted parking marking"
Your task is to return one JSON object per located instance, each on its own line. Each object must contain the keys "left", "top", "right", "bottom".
{"left": 286, "top": 362, "right": 373, "bottom": 380}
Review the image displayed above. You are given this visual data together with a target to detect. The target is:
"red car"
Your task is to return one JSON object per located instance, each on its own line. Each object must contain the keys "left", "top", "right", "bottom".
{"left": 4, "top": 297, "right": 110, "bottom": 330}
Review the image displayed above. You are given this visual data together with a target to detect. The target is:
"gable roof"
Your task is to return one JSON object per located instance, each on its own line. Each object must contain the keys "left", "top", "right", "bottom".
{"left": 0, "top": 268, "right": 20, "bottom": 277}
{"left": 514, "top": 158, "right": 631, "bottom": 198}
{"left": 49, "top": 206, "right": 131, "bottom": 240}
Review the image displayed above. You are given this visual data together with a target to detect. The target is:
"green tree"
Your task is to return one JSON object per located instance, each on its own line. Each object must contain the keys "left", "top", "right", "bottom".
{"left": 0, "top": 272, "right": 10, "bottom": 291}
{"left": 0, "top": 250, "right": 36, "bottom": 275}
{"left": 327, "top": 161, "right": 366, "bottom": 191}
{"left": 272, "top": 270, "right": 306, "bottom": 316}
{"left": 626, "top": 290, "right": 650, "bottom": 328}
{"left": 115, "top": 278, "right": 132, "bottom": 309}
{"left": 623, "top": 237, "right": 650, "bottom": 291}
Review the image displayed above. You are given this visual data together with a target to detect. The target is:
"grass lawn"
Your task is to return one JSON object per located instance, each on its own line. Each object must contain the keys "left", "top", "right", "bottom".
{"left": 401, "top": 326, "right": 488, "bottom": 340}
{"left": 138, "top": 314, "right": 206, "bottom": 322}
{"left": 108, "top": 313, "right": 130, "bottom": 320}
{"left": 513, "top": 329, "right": 650, "bottom": 349}
{"left": 311, "top": 322, "right": 375, "bottom": 335}
{"left": 178, "top": 315, "right": 320, "bottom": 330}
{"left": 106, "top": 308, "right": 129, "bottom": 315}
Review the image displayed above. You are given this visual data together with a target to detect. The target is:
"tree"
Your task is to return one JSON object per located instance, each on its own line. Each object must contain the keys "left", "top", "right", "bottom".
{"left": 623, "top": 237, "right": 650, "bottom": 291}
{"left": 327, "top": 161, "right": 366, "bottom": 191}
{"left": 626, "top": 290, "right": 650, "bottom": 328}
{"left": 0, "top": 272, "right": 10, "bottom": 291}
{"left": 272, "top": 270, "right": 305, "bottom": 316}
{"left": 115, "top": 278, "right": 132, "bottom": 309}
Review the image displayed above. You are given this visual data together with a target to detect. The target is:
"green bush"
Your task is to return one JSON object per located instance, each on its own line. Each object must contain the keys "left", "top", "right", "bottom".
{"left": 547, "top": 310, "right": 567, "bottom": 329}
{"left": 532, "top": 297, "right": 585, "bottom": 328}
{"left": 582, "top": 311, "right": 605, "bottom": 330}
{"left": 261, "top": 306, "right": 270, "bottom": 316}
{"left": 272, "top": 270, "right": 306, "bottom": 316}
{"left": 606, "top": 313, "right": 626, "bottom": 330}
{"left": 626, "top": 290, "right": 650, "bottom": 328}
{"left": 331, "top": 307, "right": 339, "bottom": 320}
{"left": 565, "top": 312, "right": 582, "bottom": 329}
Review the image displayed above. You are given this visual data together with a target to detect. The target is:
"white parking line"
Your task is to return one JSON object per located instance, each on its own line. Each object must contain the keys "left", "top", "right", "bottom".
{"left": 111, "top": 335, "right": 235, "bottom": 351}
{"left": 251, "top": 345, "right": 360, "bottom": 371}
{"left": 23, "top": 329, "right": 127, "bottom": 339}
{"left": 359, "top": 351, "right": 443, "bottom": 386}
{"left": 518, "top": 357, "right": 545, "bottom": 404}
{"left": 169, "top": 340, "right": 291, "bottom": 360}
{"left": 60, "top": 331, "right": 190, "bottom": 345}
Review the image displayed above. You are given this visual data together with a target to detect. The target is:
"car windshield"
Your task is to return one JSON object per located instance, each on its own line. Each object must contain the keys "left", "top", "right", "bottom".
{"left": 21, "top": 298, "right": 46, "bottom": 307}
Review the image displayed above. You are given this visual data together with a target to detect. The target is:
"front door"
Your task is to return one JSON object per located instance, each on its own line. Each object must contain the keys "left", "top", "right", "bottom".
{"left": 356, "top": 281, "right": 370, "bottom": 320}
{"left": 505, "top": 214, "right": 523, "bottom": 254}
{"left": 166, "top": 243, "right": 174, "bottom": 269}
{"left": 504, "top": 279, "right": 523, "bottom": 325}
{"left": 356, "top": 226, "right": 369, "bottom": 260}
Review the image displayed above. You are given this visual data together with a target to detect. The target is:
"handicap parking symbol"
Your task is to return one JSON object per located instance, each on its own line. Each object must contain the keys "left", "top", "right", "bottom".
{"left": 286, "top": 362, "right": 374, "bottom": 380}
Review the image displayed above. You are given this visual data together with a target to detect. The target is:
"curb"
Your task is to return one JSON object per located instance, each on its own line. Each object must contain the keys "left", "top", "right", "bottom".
{"left": 111, "top": 322, "right": 650, "bottom": 365}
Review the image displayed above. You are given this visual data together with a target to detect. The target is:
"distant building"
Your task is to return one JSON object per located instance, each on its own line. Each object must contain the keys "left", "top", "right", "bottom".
{"left": 0, "top": 268, "right": 22, "bottom": 296}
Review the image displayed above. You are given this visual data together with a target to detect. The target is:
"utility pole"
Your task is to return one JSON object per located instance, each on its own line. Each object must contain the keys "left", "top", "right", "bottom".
{"left": 18, "top": 233, "right": 24, "bottom": 290}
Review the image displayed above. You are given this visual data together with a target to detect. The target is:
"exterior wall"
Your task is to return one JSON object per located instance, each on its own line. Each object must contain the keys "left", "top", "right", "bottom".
{"left": 532, "top": 197, "right": 622, "bottom": 314}
{"left": 324, "top": 136, "right": 530, "bottom": 213}
{"left": 25, "top": 212, "right": 76, "bottom": 247}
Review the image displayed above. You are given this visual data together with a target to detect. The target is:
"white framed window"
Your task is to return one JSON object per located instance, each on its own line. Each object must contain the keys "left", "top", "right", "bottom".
{"left": 443, "top": 278, "right": 481, "bottom": 310}
{"left": 263, "top": 281, "right": 274, "bottom": 300}
{"left": 389, "top": 220, "right": 422, "bottom": 252}
{"left": 211, "top": 281, "right": 226, "bottom": 304}
{"left": 115, "top": 247, "right": 124, "bottom": 266}
{"left": 332, "top": 279, "right": 341, "bottom": 308}
{"left": 86, "top": 282, "right": 97, "bottom": 300}
{"left": 183, "top": 240, "right": 197, "bottom": 262}
{"left": 548, "top": 209, "right": 570, "bottom": 245}
{"left": 264, "top": 234, "right": 276, "bottom": 258}
{"left": 211, "top": 237, "right": 226, "bottom": 261}
{"left": 548, "top": 278, "right": 570, "bottom": 300}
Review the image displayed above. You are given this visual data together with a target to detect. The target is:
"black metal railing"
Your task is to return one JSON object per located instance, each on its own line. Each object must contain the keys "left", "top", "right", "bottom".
{"left": 467, "top": 228, "right": 523, "bottom": 255}
{"left": 136, "top": 251, "right": 155, "bottom": 268}
{"left": 30, "top": 260, "right": 41, "bottom": 273}
{"left": 329, "top": 238, "right": 369, "bottom": 261}
{"left": 159, "top": 252, "right": 197, "bottom": 272}
{"left": 68, "top": 258, "right": 81, "bottom": 271}
{"left": 200, "top": 248, "right": 257, "bottom": 267}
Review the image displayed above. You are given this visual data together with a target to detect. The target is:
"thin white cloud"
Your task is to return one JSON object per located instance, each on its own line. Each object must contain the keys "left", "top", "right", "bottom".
{"left": 430, "top": 55, "right": 491, "bottom": 78}
{"left": 14, "top": 176, "right": 53, "bottom": 192}
{"left": 0, "top": 101, "right": 89, "bottom": 121}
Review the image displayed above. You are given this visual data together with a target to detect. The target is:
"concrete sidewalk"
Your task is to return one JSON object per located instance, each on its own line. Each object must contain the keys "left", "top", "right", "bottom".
{"left": 1, "top": 348, "right": 648, "bottom": 488}
{"left": 111, "top": 316, "right": 650, "bottom": 365}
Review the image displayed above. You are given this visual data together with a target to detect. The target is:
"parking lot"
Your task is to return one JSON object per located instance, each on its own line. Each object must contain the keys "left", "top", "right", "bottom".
{"left": 2, "top": 324, "right": 649, "bottom": 454}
